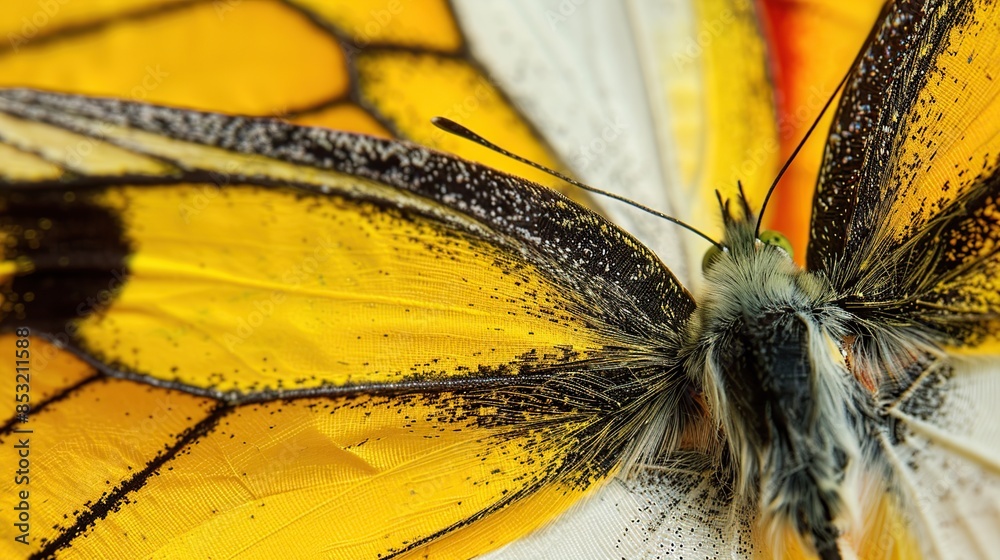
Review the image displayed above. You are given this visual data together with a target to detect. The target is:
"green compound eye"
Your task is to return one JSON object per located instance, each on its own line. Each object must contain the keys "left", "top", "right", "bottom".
{"left": 702, "top": 245, "right": 725, "bottom": 273}
{"left": 759, "top": 230, "right": 793, "bottom": 258}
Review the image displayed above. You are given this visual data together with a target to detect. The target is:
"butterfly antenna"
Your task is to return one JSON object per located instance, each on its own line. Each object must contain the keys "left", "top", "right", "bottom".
{"left": 433, "top": 117, "right": 723, "bottom": 249}
{"left": 754, "top": 42, "right": 868, "bottom": 237}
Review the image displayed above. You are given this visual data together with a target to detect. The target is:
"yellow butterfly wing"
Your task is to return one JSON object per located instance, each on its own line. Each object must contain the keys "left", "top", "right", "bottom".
{"left": 809, "top": 0, "right": 1000, "bottom": 355}
{"left": 0, "top": 89, "right": 694, "bottom": 558}
{"left": 804, "top": 1, "right": 1000, "bottom": 558}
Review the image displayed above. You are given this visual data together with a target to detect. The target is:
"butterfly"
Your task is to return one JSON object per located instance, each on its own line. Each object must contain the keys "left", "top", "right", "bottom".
{"left": 1, "top": 0, "right": 999, "bottom": 559}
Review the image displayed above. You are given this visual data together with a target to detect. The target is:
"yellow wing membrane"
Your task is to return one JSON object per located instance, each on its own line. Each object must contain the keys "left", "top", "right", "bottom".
{"left": 0, "top": 89, "right": 694, "bottom": 558}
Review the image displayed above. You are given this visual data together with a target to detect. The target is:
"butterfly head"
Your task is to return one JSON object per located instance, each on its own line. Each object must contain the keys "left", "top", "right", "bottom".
{"left": 701, "top": 188, "right": 795, "bottom": 274}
